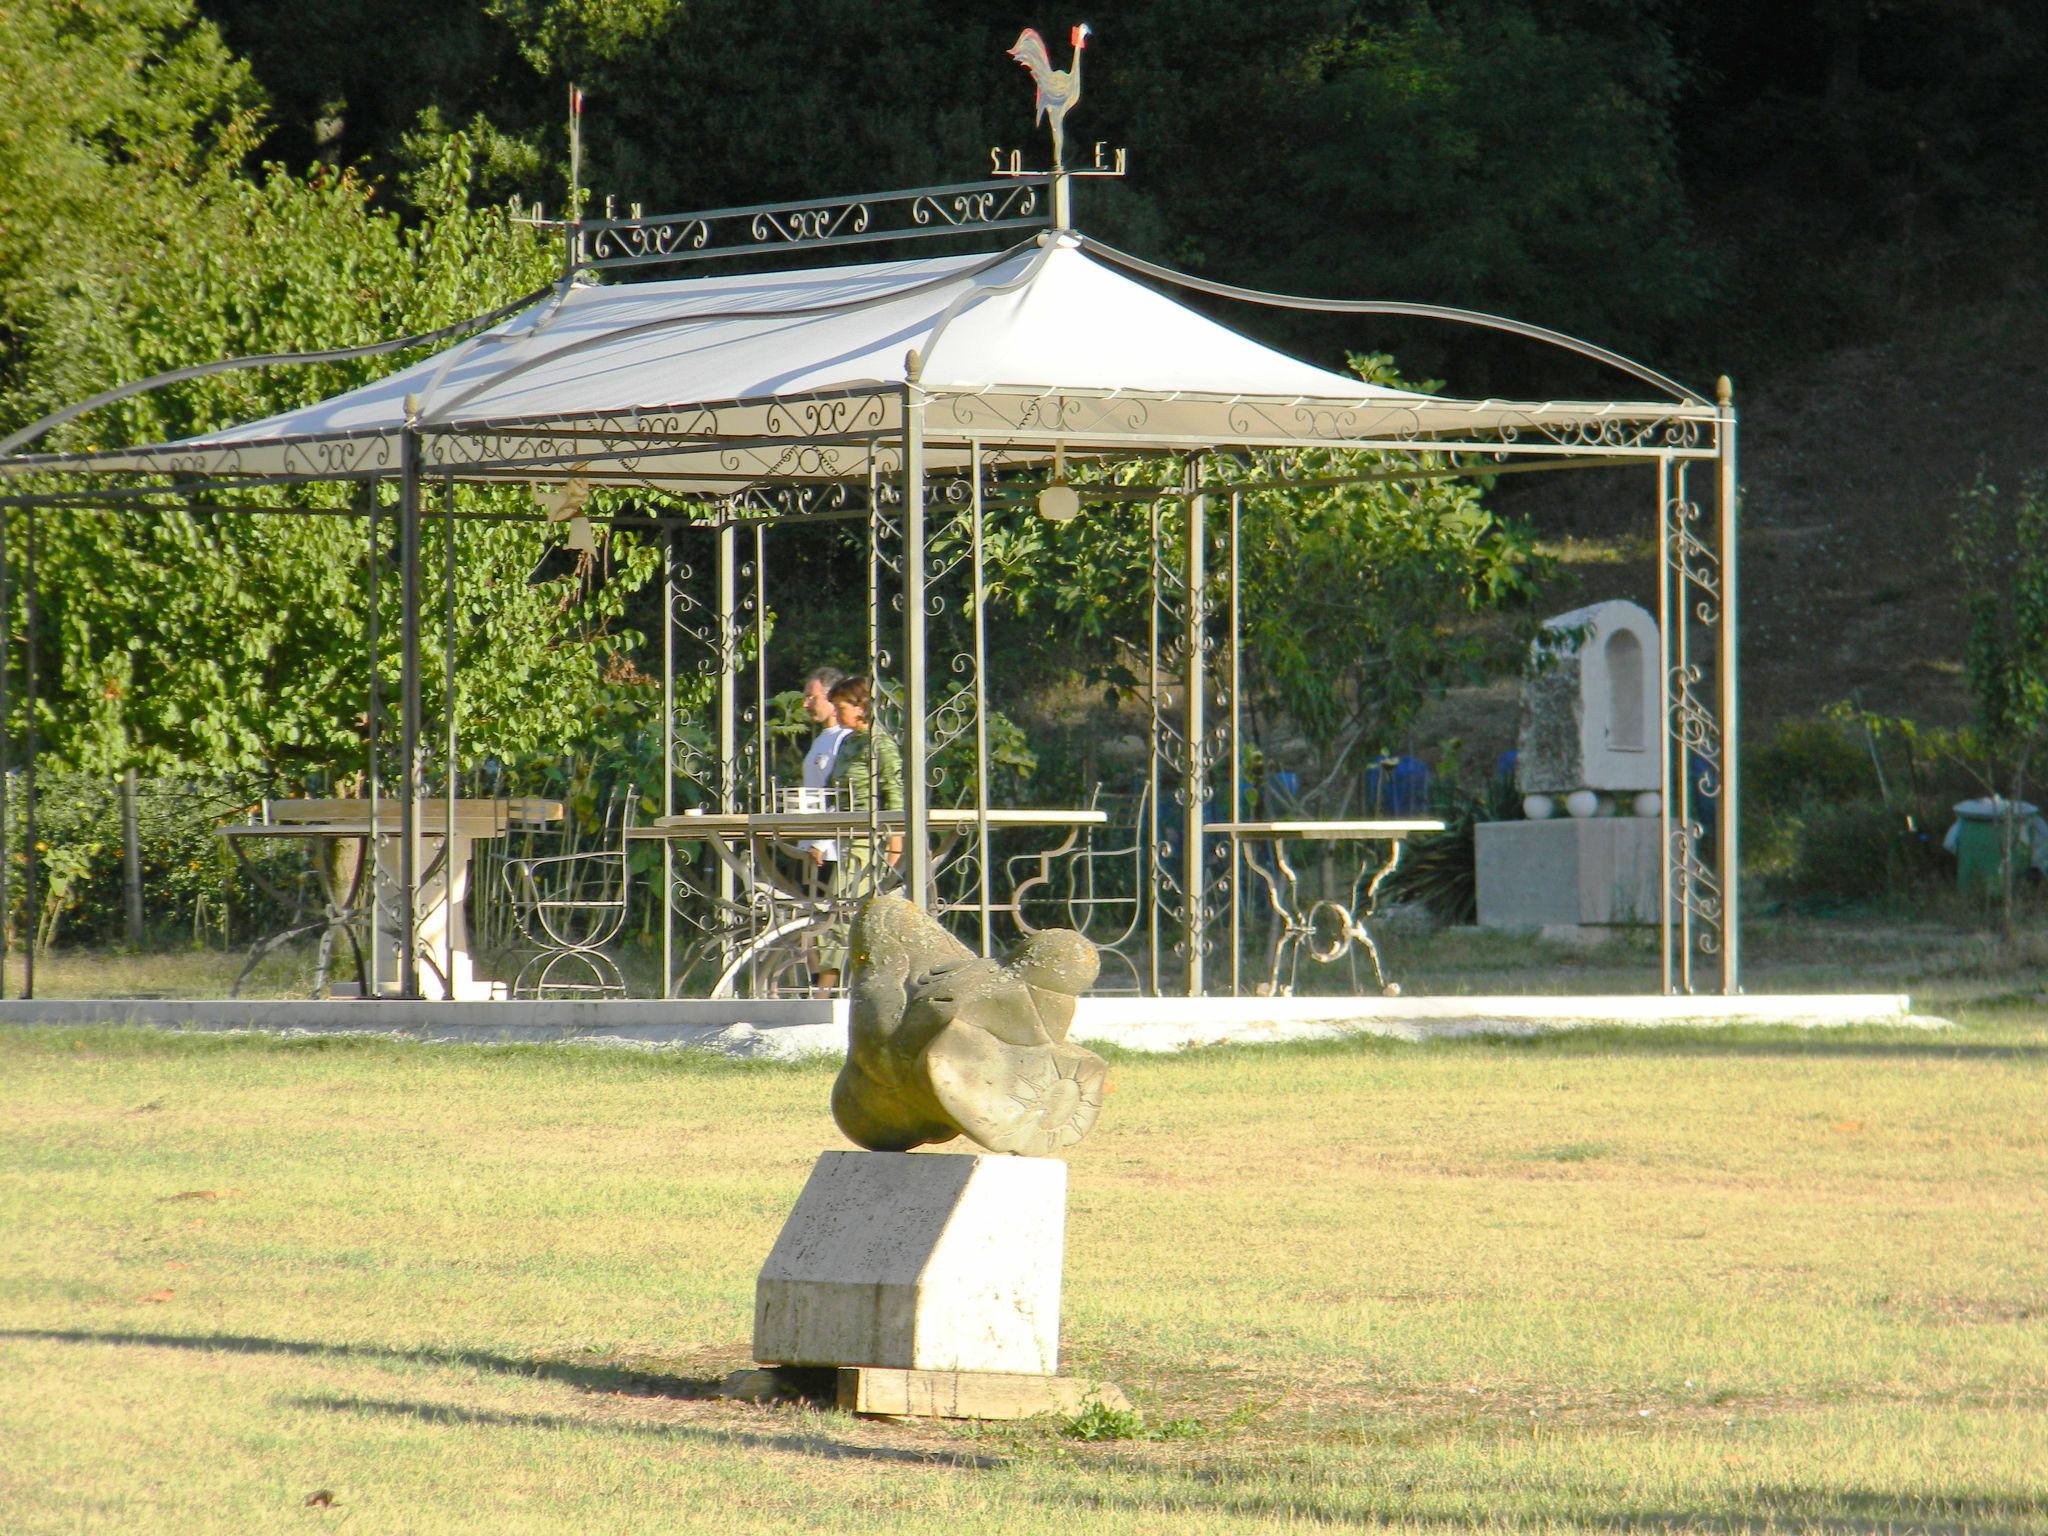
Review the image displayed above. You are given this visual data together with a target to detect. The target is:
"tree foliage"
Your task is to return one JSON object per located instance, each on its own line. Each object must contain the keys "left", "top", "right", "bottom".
{"left": 975, "top": 360, "right": 1548, "bottom": 807}
{"left": 1952, "top": 474, "right": 2048, "bottom": 924}
{"left": 0, "top": 2, "right": 663, "bottom": 783}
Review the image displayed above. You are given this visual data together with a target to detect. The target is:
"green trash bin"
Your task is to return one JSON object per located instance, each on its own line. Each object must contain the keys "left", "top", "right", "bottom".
{"left": 1949, "top": 798, "right": 2040, "bottom": 898}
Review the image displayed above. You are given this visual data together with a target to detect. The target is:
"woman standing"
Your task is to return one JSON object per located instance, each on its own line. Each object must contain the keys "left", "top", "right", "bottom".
{"left": 811, "top": 675, "right": 903, "bottom": 991}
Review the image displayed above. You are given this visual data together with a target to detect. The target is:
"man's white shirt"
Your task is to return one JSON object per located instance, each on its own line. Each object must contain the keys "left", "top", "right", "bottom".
{"left": 798, "top": 725, "right": 852, "bottom": 860}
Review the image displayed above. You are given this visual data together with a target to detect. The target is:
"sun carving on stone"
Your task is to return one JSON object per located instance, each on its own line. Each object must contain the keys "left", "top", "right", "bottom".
{"left": 1008, "top": 1048, "right": 1103, "bottom": 1148}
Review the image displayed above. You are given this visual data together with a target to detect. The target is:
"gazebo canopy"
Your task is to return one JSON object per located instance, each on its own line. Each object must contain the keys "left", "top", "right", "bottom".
{"left": 0, "top": 233, "right": 1713, "bottom": 490}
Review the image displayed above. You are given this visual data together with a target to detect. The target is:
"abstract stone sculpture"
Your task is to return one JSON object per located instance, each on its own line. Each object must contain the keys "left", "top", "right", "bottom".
{"left": 832, "top": 896, "right": 1107, "bottom": 1156}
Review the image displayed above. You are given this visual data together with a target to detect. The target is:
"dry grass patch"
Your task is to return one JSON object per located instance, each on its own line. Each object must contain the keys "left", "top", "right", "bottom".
{"left": 3, "top": 1016, "right": 2045, "bottom": 1533}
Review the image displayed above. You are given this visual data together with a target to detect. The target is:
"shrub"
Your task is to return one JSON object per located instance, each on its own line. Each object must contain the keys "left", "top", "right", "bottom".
{"left": 1779, "top": 793, "right": 1952, "bottom": 903}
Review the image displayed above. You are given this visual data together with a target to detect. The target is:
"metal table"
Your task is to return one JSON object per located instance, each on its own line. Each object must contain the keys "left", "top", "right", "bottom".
{"left": 221, "top": 797, "right": 562, "bottom": 999}
{"left": 631, "top": 808, "right": 1107, "bottom": 997}
{"left": 1210, "top": 819, "right": 1445, "bottom": 996}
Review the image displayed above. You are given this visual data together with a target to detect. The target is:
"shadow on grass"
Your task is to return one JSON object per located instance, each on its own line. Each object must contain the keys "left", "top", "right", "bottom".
{"left": 2, "top": 1326, "right": 719, "bottom": 1400}
{"left": 6, "top": 1327, "right": 1006, "bottom": 1469}
{"left": 288, "top": 1393, "right": 1003, "bottom": 1468}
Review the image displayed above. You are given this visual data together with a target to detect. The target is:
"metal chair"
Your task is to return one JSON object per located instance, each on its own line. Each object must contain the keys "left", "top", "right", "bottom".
{"left": 502, "top": 787, "right": 634, "bottom": 998}
{"left": 1007, "top": 781, "right": 1148, "bottom": 993}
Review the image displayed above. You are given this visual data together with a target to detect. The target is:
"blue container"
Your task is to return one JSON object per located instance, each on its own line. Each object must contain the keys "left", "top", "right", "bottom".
{"left": 1364, "top": 755, "right": 1431, "bottom": 817}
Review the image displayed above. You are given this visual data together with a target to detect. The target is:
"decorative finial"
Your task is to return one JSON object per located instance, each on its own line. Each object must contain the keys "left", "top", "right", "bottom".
{"left": 905, "top": 348, "right": 923, "bottom": 383}
{"left": 1716, "top": 375, "right": 1733, "bottom": 407}
{"left": 403, "top": 393, "right": 420, "bottom": 426}
{"left": 1007, "top": 23, "right": 1091, "bottom": 172}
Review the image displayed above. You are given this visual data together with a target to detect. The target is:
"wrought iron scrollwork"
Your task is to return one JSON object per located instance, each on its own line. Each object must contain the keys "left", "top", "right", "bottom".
{"left": 575, "top": 178, "right": 1052, "bottom": 276}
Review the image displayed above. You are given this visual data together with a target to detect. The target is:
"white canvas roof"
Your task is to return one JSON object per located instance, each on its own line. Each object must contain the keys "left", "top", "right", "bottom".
{"left": 3, "top": 233, "right": 1714, "bottom": 488}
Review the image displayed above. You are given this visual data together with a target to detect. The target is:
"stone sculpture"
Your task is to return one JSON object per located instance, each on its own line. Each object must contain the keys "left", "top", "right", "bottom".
{"left": 832, "top": 895, "right": 1107, "bottom": 1157}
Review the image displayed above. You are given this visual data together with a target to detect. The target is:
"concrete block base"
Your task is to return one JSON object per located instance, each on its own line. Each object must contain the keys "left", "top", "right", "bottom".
{"left": 837, "top": 1366, "right": 1127, "bottom": 1420}
{"left": 754, "top": 1150, "right": 1065, "bottom": 1375}
{"left": 1476, "top": 816, "right": 1663, "bottom": 928}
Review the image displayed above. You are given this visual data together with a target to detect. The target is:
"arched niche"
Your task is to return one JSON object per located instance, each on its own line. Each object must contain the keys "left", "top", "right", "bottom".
{"left": 1606, "top": 629, "right": 1645, "bottom": 752}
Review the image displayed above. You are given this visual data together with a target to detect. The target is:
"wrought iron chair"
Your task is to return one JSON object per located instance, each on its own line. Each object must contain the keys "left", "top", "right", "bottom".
{"left": 502, "top": 787, "right": 634, "bottom": 998}
{"left": 1007, "top": 781, "right": 1148, "bottom": 993}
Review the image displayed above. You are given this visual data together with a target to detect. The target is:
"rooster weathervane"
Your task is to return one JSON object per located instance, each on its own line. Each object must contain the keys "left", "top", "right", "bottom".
{"left": 1008, "top": 23, "right": 1090, "bottom": 171}
{"left": 994, "top": 23, "right": 1124, "bottom": 226}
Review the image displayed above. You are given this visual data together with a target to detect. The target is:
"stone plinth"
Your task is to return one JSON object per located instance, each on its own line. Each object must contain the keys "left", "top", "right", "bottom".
{"left": 1475, "top": 817, "right": 1663, "bottom": 928}
{"left": 754, "top": 1150, "right": 1065, "bottom": 1375}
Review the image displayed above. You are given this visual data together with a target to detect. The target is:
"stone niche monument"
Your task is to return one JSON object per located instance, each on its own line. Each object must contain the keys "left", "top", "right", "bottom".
{"left": 1476, "top": 599, "right": 1664, "bottom": 930}
{"left": 739, "top": 896, "right": 1127, "bottom": 1420}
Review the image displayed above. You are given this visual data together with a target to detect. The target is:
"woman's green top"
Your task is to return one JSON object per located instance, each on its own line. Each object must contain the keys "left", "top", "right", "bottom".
{"left": 828, "top": 727, "right": 905, "bottom": 813}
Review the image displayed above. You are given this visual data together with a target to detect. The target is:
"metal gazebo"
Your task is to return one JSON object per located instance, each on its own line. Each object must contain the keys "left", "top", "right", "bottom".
{"left": 0, "top": 144, "right": 1741, "bottom": 1003}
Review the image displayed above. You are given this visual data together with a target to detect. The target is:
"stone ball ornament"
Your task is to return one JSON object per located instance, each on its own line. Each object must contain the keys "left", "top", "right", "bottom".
{"left": 832, "top": 896, "right": 1109, "bottom": 1157}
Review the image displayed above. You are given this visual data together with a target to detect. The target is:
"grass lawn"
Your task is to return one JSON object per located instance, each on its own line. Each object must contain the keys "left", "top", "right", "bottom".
{"left": 2, "top": 1006, "right": 2045, "bottom": 1533}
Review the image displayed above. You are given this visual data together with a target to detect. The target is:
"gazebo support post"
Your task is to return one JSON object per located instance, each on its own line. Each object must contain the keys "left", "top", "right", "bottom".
{"left": 366, "top": 480, "right": 382, "bottom": 995}
{"left": 1227, "top": 488, "right": 1243, "bottom": 997}
{"left": 969, "top": 443, "right": 994, "bottom": 955}
{"left": 0, "top": 500, "right": 10, "bottom": 997}
{"left": 1656, "top": 456, "right": 1674, "bottom": 995}
{"left": 1182, "top": 458, "right": 1208, "bottom": 996}
{"left": 442, "top": 473, "right": 458, "bottom": 993}
{"left": 660, "top": 524, "right": 675, "bottom": 995}
{"left": 753, "top": 523, "right": 769, "bottom": 807}
{"left": 901, "top": 366, "right": 930, "bottom": 906}
{"left": 1716, "top": 378, "right": 1741, "bottom": 994}
{"left": 397, "top": 405, "right": 424, "bottom": 999}
{"left": 716, "top": 515, "right": 739, "bottom": 946}
{"left": 22, "top": 501, "right": 37, "bottom": 1000}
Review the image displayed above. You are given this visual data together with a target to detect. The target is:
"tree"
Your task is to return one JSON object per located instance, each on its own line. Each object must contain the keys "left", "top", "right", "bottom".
{"left": 976, "top": 359, "right": 1548, "bottom": 812}
{"left": 1953, "top": 474, "right": 2048, "bottom": 929}
{"left": 0, "top": 2, "right": 664, "bottom": 784}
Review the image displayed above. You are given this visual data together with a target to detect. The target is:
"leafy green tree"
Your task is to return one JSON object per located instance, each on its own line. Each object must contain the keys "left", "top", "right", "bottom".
{"left": 1953, "top": 474, "right": 2048, "bottom": 928}
{"left": 1, "top": 2, "right": 665, "bottom": 785}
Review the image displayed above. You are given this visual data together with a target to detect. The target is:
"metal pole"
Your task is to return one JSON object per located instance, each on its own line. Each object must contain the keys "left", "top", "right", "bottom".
{"left": 398, "top": 403, "right": 423, "bottom": 999}
{"left": 367, "top": 479, "right": 382, "bottom": 995}
{"left": 971, "top": 442, "right": 992, "bottom": 956}
{"left": 1674, "top": 462, "right": 1694, "bottom": 994}
{"left": 1716, "top": 378, "right": 1741, "bottom": 994}
{"left": 867, "top": 456, "right": 884, "bottom": 881}
{"left": 1656, "top": 455, "right": 1674, "bottom": 996}
{"left": 754, "top": 523, "right": 768, "bottom": 807}
{"left": 901, "top": 364, "right": 931, "bottom": 905}
{"left": 443, "top": 473, "right": 457, "bottom": 995}
{"left": 1228, "top": 489, "right": 1242, "bottom": 997}
{"left": 660, "top": 525, "right": 674, "bottom": 995}
{"left": 0, "top": 502, "right": 9, "bottom": 993}
{"left": 22, "top": 502, "right": 36, "bottom": 999}
{"left": 123, "top": 768, "right": 143, "bottom": 946}
{"left": 1182, "top": 460, "right": 1207, "bottom": 997}
{"left": 565, "top": 83, "right": 584, "bottom": 279}
{"left": 1145, "top": 494, "right": 1161, "bottom": 994}
{"left": 715, "top": 514, "right": 738, "bottom": 962}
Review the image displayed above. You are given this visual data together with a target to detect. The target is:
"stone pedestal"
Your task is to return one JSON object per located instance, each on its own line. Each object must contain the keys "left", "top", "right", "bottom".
{"left": 1475, "top": 817, "right": 1663, "bottom": 929}
{"left": 754, "top": 1150, "right": 1065, "bottom": 1375}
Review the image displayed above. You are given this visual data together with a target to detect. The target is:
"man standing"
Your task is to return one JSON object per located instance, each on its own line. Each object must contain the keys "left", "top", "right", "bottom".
{"left": 797, "top": 665, "right": 850, "bottom": 866}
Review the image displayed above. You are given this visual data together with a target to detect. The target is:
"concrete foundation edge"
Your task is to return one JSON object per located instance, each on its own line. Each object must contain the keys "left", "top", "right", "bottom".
{"left": 0, "top": 991, "right": 1934, "bottom": 1053}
